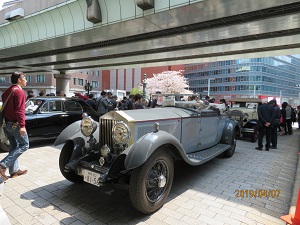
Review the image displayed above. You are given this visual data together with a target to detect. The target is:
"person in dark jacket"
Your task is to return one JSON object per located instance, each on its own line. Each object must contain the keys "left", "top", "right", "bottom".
{"left": 282, "top": 102, "right": 294, "bottom": 135}
{"left": 127, "top": 95, "right": 134, "bottom": 110}
{"left": 269, "top": 100, "right": 280, "bottom": 149}
{"left": 133, "top": 94, "right": 144, "bottom": 109}
{"left": 85, "top": 93, "right": 96, "bottom": 110}
{"left": 255, "top": 99, "right": 276, "bottom": 151}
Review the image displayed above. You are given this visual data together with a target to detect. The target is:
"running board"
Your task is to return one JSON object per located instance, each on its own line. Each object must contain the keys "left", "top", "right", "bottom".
{"left": 186, "top": 143, "right": 230, "bottom": 165}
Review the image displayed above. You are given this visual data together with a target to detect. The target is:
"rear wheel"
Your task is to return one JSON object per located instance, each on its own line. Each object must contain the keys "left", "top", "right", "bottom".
{"left": 129, "top": 148, "right": 174, "bottom": 214}
{"left": 223, "top": 133, "right": 236, "bottom": 158}
{"left": 59, "top": 141, "right": 83, "bottom": 183}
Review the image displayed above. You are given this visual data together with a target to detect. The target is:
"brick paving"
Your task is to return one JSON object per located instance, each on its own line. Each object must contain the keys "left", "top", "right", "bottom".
{"left": 0, "top": 129, "right": 299, "bottom": 225}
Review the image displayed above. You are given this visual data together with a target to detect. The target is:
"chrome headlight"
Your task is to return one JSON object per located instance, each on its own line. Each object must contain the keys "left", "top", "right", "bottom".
{"left": 81, "top": 117, "right": 97, "bottom": 137}
{"left": 112, "top": 122, "right": 131, "bottom": 145}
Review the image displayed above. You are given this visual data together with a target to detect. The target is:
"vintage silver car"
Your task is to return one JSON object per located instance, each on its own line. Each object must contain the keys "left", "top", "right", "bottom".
{"left": 55, "top": 99, "right": 239, "bottom": 214}
{"left": 228, "top": 98, "right": 262, "bottom": 142}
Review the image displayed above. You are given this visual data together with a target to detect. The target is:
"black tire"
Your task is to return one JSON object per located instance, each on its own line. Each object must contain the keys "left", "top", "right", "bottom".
{"left": 250, "top": 132, "right": 257, "bottom": 142}
{"left": 223, "top": 133, "right": 236, "bottom": 158}
{"left": 129, "top": 148, "right": 174, "bottom": 214}
{"left": 0, "top": 143, "right": 10, "bottom": 152}
{"left": 59, "top": 141, "right": 83, "bottom": 183}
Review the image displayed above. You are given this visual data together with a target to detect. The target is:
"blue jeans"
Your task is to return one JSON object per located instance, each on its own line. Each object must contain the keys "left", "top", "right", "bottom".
{"left": 0, "top": 122, "right": 29, "bottom": 174}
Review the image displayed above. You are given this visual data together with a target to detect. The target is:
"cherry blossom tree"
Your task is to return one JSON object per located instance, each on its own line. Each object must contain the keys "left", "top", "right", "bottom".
{"left": 142, "top": 71, "right": 193, "bottom": 96}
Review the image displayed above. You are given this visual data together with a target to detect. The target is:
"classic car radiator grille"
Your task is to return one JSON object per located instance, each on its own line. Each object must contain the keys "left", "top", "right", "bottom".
{"left": 99, "top": 119, "right": 120, "bottom": 146}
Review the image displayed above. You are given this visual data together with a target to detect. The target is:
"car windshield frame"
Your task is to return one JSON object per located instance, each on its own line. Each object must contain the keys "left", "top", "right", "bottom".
{"left": 25, "top": 99, "right": 45, "bottom": 113}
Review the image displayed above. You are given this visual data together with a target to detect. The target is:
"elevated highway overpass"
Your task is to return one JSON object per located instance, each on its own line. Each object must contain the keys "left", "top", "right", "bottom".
{"left": 0, "top": 0, "right": 300, "bottom": 78}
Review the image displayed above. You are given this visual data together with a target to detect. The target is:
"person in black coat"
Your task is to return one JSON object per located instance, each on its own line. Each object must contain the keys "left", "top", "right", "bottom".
{"left": 85, "top": 93, "right": 96, "bottom": 110}
{"left": 255, "top": 99, "right": 276, "bottom": 151}
{"left": 269, "top": 100, "right": 280, "bottom": 149}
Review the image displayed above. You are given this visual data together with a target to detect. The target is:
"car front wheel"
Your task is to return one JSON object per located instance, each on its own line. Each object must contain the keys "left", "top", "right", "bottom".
{"left": 129, "top": 148, "right": 174, "bottom": 214}
{"left": 59, "top": 141, "right": 83, "bottom": 183}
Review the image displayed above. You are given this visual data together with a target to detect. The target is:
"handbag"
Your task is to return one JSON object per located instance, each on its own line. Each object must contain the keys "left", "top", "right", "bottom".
{"left": 0, "top": 88, "right": 17, "bottom": 143}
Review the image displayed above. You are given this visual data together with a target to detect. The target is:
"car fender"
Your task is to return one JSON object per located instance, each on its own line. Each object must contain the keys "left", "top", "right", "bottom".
{"left": 63, "top": 137, "right": 86, "bottom": 163}
{"left": 123, "top": 130, "right": 185, "bottom": 170}
{"left": 221, "top": 120, "right": 239, "bottom": 144}
{"left": 54, "top": 120, "right": 99, "bottom": 146}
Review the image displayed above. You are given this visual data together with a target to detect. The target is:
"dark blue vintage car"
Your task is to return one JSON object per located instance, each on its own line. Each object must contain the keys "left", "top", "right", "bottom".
{"left": 0, "top": 96, "right": 100, "bottom": 152}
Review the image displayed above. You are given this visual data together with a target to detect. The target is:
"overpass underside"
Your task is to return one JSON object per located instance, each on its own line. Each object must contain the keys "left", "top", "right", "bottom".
{"left": 0, "top": 0, "right": 300, "bottom": 75}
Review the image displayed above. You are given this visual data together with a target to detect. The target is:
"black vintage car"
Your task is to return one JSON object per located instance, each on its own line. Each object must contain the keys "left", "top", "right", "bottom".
{"left": 0, "top": 96, "right": 100, "bottom": 152}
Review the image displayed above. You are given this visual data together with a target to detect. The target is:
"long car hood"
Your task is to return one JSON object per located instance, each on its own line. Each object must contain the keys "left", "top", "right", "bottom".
{"left": 100, "top": 107, "right": 194, "bottom": 122}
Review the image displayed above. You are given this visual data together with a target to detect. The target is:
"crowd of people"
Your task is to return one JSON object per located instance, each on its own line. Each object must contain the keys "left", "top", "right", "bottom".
{"left": 73, "top": 92, "right": 150, "bottom": 116}
{"left": 26, "top": 90, "right": 66, "bottom": 100}
{"left": 255, "top": 99, "right": 298, "bottom": 151}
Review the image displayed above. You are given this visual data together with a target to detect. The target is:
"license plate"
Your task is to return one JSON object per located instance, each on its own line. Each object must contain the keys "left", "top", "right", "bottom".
{"left": 82, "top": 169, "right": 100, "bottom": 187}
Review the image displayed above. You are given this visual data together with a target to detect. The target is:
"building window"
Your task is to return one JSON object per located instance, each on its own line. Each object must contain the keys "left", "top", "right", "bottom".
{"left": 78, "top": 79, "right": 83, "bottom": 86}
{"left": 26, "top": 75, "right": 31, "bottom": 83}
{"left": 92, "top": 81, "right": 98, "bottom": 88}
{"left": 0, "top": 77, "right": 5, "bottom": 83}
{"left": 36, "top": 75, "right": 45, "bottom": 83}
{"left": 73, "top": 78, "right": 76, "bottom": 85}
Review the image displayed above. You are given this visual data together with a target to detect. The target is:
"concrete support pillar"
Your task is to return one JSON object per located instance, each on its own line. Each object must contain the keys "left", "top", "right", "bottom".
{"left": 53, "top": 74, "right": 71, "bottom": 96}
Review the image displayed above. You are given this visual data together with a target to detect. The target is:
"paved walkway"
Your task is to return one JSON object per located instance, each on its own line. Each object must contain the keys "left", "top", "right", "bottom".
{"left": 0, "top": 129, "right": 299, "bottom": 225}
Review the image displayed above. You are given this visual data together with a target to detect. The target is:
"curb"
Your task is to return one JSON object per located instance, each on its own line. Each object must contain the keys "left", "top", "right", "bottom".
{"left": 288, "top": 127, "right": 300, "bottom": 215}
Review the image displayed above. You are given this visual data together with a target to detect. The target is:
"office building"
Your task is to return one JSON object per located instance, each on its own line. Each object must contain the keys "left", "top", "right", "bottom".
{"left": 184, "top": 55, "right": 300, "bottom": 105}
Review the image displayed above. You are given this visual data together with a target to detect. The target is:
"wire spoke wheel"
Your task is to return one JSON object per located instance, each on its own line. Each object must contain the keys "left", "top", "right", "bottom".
{"left": 146, "top": 160, "right": 168, "bottom": 202}
{"left": 129, "top": 148, "right": 174, "bottom": 214}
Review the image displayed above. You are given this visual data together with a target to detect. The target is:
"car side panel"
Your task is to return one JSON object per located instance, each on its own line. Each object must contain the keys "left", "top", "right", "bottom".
{"left": 134, "top": 118, "right": 181, "bottom": 144}
{"left": 198, "top": 111, "right": 220, "bottom": 149}
{"left": 181, "top": 117, "right": 201, "bottom": 153}
{"left": 27, "top": 112, "right": 66, "bottom": 138}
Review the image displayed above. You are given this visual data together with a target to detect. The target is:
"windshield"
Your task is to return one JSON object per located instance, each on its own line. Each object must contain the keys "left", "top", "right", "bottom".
{"left": 25, "top": 99, "right": 43, "bottom": 112}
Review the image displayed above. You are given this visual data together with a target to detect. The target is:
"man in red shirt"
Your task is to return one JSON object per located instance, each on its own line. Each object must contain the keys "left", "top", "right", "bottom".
{"left": 0, "top": 72, "right": 29, "bottom": 181}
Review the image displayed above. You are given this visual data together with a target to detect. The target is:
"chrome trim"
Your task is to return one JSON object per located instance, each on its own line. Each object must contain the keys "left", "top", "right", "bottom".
{"left": 99, "top": 119, "right": 120, "bottom": 147}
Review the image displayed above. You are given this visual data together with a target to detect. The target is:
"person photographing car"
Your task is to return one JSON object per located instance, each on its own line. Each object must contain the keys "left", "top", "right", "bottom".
{"left": 0, "top": 72, "right": 29, "bottom": 182}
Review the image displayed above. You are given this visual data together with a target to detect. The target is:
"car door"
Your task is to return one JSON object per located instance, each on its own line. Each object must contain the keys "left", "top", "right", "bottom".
{"left": 27, "top": 100, "right": 65, "bottom": 139}
{"left": 63, "top": 100, "right": 85, "bottom": 127}
{"left": 198, "top": 110, "right": 220, "bottom": 149}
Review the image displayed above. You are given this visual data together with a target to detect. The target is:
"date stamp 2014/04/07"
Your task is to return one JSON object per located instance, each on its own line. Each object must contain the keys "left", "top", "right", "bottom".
{"left": 235, "top": 189, "right": 280, "bottom": 198}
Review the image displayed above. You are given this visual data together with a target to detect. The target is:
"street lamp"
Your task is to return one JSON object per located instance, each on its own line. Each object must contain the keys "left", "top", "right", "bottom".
{"left": 142, "top": 74, "right": 147, "bottom": 99}
{"left": 84, "top": 81, "right": 92, "bottom": 95}
{"left": 207, "top": 78, "right": 215, "bottom": 97}
{"left": 280, "top": 90, "right": 282, "bottom": 105}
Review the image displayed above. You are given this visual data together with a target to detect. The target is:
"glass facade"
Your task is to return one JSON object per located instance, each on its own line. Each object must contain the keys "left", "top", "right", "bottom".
{"left": 184, "top": 55, "right": 300, "bottom": 102}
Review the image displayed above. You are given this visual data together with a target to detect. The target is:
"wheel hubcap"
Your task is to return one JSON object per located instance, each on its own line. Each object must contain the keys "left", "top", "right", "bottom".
{"left": 146, "top": 160, "right": 168, "bottom": 202}
{"left": 158, "top": 174, "right": 166, "bottom": 188}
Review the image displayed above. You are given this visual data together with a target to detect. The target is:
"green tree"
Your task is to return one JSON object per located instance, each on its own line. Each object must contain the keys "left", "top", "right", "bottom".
{"left": 130, "top": 87, "right": 142, "bottom": 95}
